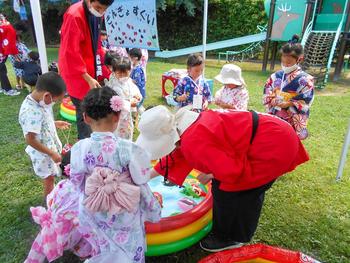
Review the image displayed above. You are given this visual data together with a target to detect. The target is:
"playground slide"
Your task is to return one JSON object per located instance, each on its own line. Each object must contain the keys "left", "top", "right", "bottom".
{"left": 154, "top": 32, "right": 266, "bottom": 58}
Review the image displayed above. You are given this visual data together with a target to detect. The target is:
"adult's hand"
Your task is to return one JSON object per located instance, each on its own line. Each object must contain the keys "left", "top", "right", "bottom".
{"left": 197, "top": 173, "right": 214, "bottom": 185}
{"left": 83, "top": 73, "right": 101, "bottom": 89}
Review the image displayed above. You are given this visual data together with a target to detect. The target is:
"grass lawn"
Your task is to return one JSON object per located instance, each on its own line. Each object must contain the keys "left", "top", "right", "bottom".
{"left": 0, "top": 49, "right": 349, "bottom": 262}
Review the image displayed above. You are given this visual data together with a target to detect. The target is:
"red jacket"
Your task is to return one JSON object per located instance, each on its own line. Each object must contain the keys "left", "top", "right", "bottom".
{"left": 154, "top": 110, "right": 309, "bottom": 192}
{"left": 0, "top": 23, "right": 18, "bottom": 56}
{"left": 59, "top": 1, "right": 99, "bottom": 100}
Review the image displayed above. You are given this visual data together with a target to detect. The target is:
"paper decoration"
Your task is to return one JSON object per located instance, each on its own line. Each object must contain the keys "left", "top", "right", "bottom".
{"left": 105, "top": 0, "right": 159, "bottom": 50}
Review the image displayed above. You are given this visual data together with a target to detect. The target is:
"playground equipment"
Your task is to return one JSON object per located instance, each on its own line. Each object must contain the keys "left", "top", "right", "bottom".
{"left": 263, "top": 0, "right": 350, "bottom": 88}
{"left": 301, "top": 0, "right": 350, "bottom": 88}
{"left": 155, "top": 33, "right": 266, "bottom": 59}
{"left": 199, "top": 243, "right": 321, "bottom": 263}
{"left": 145, "top": 170, "right": 213, "bottom": 256}
{"left": 217, "top": 25, "right": 267, "bottom": 63}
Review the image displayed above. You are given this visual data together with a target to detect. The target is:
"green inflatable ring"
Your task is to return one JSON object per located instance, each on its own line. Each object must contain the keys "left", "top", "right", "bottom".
{"left": 145, "top": 222, "right": 212, "bottom": 256}
{"left": 60, "top": 110, "right": 77, "bottom": 122}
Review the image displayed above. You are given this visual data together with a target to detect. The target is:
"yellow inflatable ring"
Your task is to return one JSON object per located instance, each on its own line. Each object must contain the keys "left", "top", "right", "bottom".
{"left": 146, "top": 209, "right": 212, "bottom": 245}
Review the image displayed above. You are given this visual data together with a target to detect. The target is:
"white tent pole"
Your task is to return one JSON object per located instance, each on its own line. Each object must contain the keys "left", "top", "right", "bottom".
{"left": 202, "top": 0, "right": 208, "bottom": 77}
{"left": 30, "top": 0, "right": 48, "bottom": 73}
{"left": 336, "top": 118, "right": 350, "bottom": 181}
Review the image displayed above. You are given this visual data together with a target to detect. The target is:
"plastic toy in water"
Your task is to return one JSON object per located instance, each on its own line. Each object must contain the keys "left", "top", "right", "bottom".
{"left": 178, "top": 197, "right": 197, "bottom": 212}
{"left": 145, "top": 171, "right": 213, "bottom": 256}
{"left": 191, "top": 183, "right": 206, "bottom": 197}
{"left": 153, "top": 192, "right": 163, "bottom": 208}
{"left": 199, "top": 243, "right": 321, "bottom": 263}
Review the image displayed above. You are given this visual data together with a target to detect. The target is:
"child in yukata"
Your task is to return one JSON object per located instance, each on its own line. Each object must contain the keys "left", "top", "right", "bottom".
{"left": 24, "top": 87, "right": 161, "bottom": 263}
{"left": 18, "top": 72, "right": 71, "bottom": 197}
{"left": 214, "top": 64, "right": 249, "bottom": 110}
{"left": 14, "top": 51, "right": 42, "bottom": 90}
{"left": 129, "top": 48, "right": 146, "bottom": 111}
{"left": 9, "top": 32, "right": 30, "bottom": 89}
{"left": 173, "top": 53, "right": 212, "bottom": 111}
{"left": 263, "top": 36, "right": 314, "bottom": 140}
{"left": 105, "top": 56, "right": 142, "bottom": 140}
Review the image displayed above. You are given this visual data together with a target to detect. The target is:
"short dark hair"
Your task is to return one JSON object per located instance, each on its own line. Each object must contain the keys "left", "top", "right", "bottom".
{"left": 28, "top": 51, "right": 39, "bottom": 61}
{"left": 104, "top": 51, "right": 120, "bottom": 67}
{"left": 81, "top": 86, "right": 119, "bottom": 120}
{"left": 36, "top": 72, "right": 66, "bottom": 96}
{"left": 92, "top": 0, "right": 114, "bottom": 6}
{"left": 187, "top": 53, "right": 204, "bottom": 68}
{"left": 111, "top": 56, "right": 131, "bottom": 72}
{"left": 128, "top": 48, "right": 142, "bottom": 60}
{"left": 281, "top": 35, "right": 303, "bottom": 58}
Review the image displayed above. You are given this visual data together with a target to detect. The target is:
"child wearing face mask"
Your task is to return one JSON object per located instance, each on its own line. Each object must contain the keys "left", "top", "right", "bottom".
{"left": 105, "top": 56, "right": 142, "bottom": 140}
{"left": 18, "top": 72, "right": 71, "bottom": 197}
{"left": 263, "top": 35, "right": 314, "bottom": 140}
{"left": 173, "top": 53, "right": 212, "bottom": 111}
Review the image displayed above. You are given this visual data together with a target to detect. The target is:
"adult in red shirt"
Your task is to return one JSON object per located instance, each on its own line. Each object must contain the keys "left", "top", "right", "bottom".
{"left": 59, "top": 0, "right": 113, "bottom": 139}
{"left": 136, "top": 106, "right": 309, "bottom": 252}
{"left": 0, "top": 14, "right": 20, "bottom": 96}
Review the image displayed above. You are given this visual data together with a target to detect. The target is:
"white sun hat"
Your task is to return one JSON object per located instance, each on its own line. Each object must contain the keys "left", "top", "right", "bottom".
{"left": 175, "top": 106, "right": 200, "bottom": 136}
{"left": 215, "top": 64, "right": 246, "bottom": 86}
{"left": 136, "top": 106, "right": 180, "bottom": 160}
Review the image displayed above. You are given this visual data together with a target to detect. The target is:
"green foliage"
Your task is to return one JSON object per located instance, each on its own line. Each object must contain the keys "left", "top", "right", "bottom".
{"left": 1, "top": 0, "right": 267, "bottom": 49}
{"left": 157, "top": 0, "right": 267, "bottom": 51}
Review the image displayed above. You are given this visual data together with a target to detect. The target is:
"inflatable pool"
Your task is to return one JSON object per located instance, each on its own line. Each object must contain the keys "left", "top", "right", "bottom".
{"left": 145, "top": 170, "right": 213, "bottom": 256}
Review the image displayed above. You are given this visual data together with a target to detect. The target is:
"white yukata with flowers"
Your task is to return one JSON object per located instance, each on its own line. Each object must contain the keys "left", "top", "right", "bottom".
{"left": 18, "top": 95, "right": 62, "bottom": 178}
{"left": 70, "top": 132, "right": 161, "bottom": 263}
{"left": 106, "top": 75, "right": 142, "bottom": 140}
{"left": 215, "top": 85, "right": 249, "bottom": 110}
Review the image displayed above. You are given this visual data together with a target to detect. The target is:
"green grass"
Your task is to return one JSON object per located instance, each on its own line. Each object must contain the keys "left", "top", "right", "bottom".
{"left": 0, "top": 50, "right": 350, "bottom": 262}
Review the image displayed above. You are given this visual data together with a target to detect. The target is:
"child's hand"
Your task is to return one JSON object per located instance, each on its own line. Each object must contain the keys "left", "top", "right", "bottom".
{"left": 203, "top": 100, "right": 209, "bottom": 110}
{"left": 130, "top": 98, "right": 138, "bottom": 107}
{"left": 277, "top": 101, "right": 293, "bottom": 109}
{"left": 50, "top": 151, "right": 62, "bottom": 163}
{"left": 55, "top": 121, "right": 71, "bottom": 130}
{"left": 197, "top": 173, "right": 214, "bottom": 185}
{"left": 177, "top": 94, "right": 187, "bottom": 102}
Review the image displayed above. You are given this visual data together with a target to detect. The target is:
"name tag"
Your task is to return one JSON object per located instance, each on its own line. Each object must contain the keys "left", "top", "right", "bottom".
{"left": 193, "top": 94, "right": 203, "bottom": 110}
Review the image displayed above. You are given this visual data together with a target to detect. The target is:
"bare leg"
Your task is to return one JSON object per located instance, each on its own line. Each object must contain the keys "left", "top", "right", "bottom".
{"left": 43, "top": 175, "right": 55, "bottom": 198}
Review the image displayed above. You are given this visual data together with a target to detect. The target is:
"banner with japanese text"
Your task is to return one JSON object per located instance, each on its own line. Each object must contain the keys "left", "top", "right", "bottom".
{"left": 105, "top": 0, "right": 159, "bottom": 50}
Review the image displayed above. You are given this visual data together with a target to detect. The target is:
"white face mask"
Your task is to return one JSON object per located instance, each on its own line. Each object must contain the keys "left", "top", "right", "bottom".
{"left": 281, "top": 64, "right": 298, "bottom": 74}
{"left": 117, "top": 77, "right": 129, "bottom": 85}
{"left": 39, "top": 93, "right": 54, "bottom": 109}
{"left": 89, "top": 7, "right": 104, "bottom": 17}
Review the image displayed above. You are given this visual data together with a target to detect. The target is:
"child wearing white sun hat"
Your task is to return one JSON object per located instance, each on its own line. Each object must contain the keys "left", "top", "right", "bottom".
{"left": 214, "top": 64, "right": 249, "bottom": 110}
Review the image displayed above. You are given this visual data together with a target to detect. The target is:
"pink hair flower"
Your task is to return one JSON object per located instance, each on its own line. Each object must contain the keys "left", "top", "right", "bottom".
{"left": 110, "top": 96, "right": 124, "bottom": 112}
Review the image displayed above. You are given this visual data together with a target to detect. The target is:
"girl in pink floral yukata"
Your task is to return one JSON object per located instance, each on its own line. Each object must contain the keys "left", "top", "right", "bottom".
{"left": 25, "top": 86, "right": 161, "bottom": 263}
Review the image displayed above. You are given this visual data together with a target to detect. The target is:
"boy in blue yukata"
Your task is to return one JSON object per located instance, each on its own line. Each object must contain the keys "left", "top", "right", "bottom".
{"left": 129, "top": 48, "right": 146, "bottom": 113}
{"left": 173, "top": 53, "right": 212, "bottom": 111}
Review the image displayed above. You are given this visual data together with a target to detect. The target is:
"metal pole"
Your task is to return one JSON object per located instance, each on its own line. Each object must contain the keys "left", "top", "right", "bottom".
{"left": 334, "top": 0, "right": 350, "bottom": 81}
{"left": 202, "top": 0, "right": 208, "bottom": 77}
{"left": 302, "top": 0, "right": 315, "bottom": 35}
{"left": 262, "top": 0, "right": 276, "bottom": 72}
{"left": 336, "top": 118, "right": 350, "bottom": 181}
{"left": 30, "top": 0, "right": 48, "bottom": 73}
{"left": 270, "top": 41, "right": 278, "bottom": 71}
